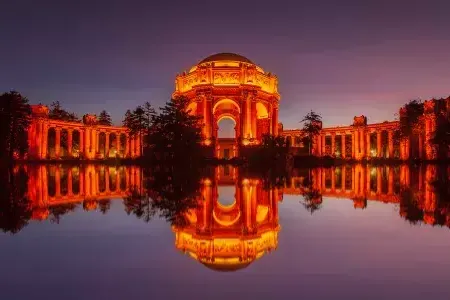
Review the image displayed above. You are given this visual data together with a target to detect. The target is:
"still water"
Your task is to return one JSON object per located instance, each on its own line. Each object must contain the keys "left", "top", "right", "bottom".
{"left": 1, "top": 164, "right": 450, "bottom": 300}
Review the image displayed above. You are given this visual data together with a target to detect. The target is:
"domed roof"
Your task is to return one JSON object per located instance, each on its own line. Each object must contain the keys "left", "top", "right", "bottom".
{"left": 199, "top": 53, "right": 254, "bottom": 64}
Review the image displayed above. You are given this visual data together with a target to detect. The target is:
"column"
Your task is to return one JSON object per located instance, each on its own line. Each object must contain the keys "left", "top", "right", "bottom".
{"left": 359, "top": 129, "right": 365, "bottom": 158}
{"left": 204, "top": 96, "right": 212, "bottom": 139}
{"left": 366, "top": 132, "right": 371, "bottom": 158}
{"left": 377, "top": 130, "right": 382, "bottom": 158}
{"left": 251, "top": 99, "right": 257, "bottom": 138}
{"left": 272, "top": 106, "right": 279, "bottom": 136}
{"left": 67, "top": 129, "right": 73, "bottom": 157}
{"left": 125, "top": 135, "right": 130, "bottom": 157}
{"left": 354, "top": 130, "right": 359, "bottom": 159}
{"left": 352, "top": 131, "right": 355, "bottom": 158}
{"left": 105, "top": 132, "right": 110, "bottom": 158}
{"left": 322, "top": 135, "right": 326, "bottom": 156}
{"left": 331, "top": 167, "right": 336, "bottom": 191}
{"left": 116, "top": 133, "right": 121, "bottom": 157}
{"left": 135, "top": 134, "right": 141, "bottom": 156}
{"left": 41, "top": 123, "right": 48, "bottom": 159}
{"left": 131, "top": 137, "right": 135, "bottom": 158}
{"left": 84, "top": 128, "right": 90, "bottom": 158}
{"left": 341, "top": 134, "right": 346, "bottom": 158}
{"left": 388, "top": 130, "right": 394, "bottom": 158}
{"left": 55, "top": 127, "right": 61, "bottom": 158}
{"left": 341, "top": 167, "right": 346, "bottom": 191}
{"left": 105, "top": 167, "right": 110, "bottom": 193}
{"left": 78, "top": 129, "right": 86, "bottom": 156}
{"left": 331, "top": 133, "right": 336, "bottom": 156}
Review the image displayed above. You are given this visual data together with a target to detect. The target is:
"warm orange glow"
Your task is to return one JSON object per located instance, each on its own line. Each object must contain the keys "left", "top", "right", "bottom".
{"left": 172, "top": 53, "right": 280, "bottom": 155}
{"left": 27, "top": 106, "right": 141, "bottom": 160}
{"left": 172, "top": 166, "right": 280, "bottom": 271}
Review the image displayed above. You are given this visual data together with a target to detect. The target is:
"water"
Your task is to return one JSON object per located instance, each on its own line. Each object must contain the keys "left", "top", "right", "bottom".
{"left": 1, "top": 164, "right": 450, "bottom": 300}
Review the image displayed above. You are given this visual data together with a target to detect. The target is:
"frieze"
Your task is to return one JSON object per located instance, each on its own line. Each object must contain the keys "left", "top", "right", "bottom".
{"left": 213, "top": 72, "right": 240, "bottom": 84}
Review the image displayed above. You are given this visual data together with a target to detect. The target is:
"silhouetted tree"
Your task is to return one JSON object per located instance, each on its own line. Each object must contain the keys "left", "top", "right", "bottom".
{"left": 300, "top": 110, "right": 322, "bottom": 155}
{"left": 147, "top": 97, "right": 203, "bottom": 165}
{"left": 123, "top": 103, "right": 155, "bottom": 156}
{"left": 0, "top": 167, "right": 32, "bottom": 234}
{"left": 395, "top": 99, "right": 424, "bottom": 139}
{"left": 49, "top": 101, "right": 79, "bottom": 122}
{"left": 98, "top": 110, "right": 112, "bottom": 126}
{"left": 0, "top": 91, "right": 32, "bottom": 161}
{"left": 429, "top": 113, "right": 450, "bottom": 158}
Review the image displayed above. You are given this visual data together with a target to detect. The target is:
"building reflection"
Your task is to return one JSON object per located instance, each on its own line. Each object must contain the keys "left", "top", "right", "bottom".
{"left": 172, "top": 165, "right": 281, "bottom": 271}
{"left": 2, "top": 164, "right": 450, "bottom": 259}
{"left": 26, "top": 165, "right": 142, "bottom": 221}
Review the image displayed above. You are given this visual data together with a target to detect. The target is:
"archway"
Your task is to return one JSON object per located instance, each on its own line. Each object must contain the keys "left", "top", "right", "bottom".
{"left": 216, "top": 115, "right": 238, "bottom": 159}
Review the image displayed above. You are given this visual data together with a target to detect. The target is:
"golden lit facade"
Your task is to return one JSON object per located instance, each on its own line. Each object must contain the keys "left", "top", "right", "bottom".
{"left": 173, "top": 53, "right": 280, "bottom": 157}
{"left": 28, "top": 105, "right": 142, "bottom": 160}
{"left": 281, "top": 97, "right": 450, "bottom": 160}
{"left": 172, "top": 166, "right": 281, "bottom": 271}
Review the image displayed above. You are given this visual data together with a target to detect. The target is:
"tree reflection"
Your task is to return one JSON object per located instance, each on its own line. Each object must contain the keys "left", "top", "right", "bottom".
{"left": 49, "top": 203, "right": 79, "bottom": 224}
{"left": 123, "top": 164, "right": 204, "bottom": 226}
{"left": 0, "top": 166, "right": 32, "bottom": 234}
{"left": 301, "top": 176, "right": 322, "bottom": 214}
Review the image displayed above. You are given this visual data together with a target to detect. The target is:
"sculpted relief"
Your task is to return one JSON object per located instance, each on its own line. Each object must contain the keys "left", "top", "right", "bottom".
{"left": 213, "top": 72, "right": 240, "bottom": 84}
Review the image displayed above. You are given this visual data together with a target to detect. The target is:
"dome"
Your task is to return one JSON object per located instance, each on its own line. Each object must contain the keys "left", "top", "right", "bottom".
{"left": 199, "top": 53, "right": 254, "bottom": 65}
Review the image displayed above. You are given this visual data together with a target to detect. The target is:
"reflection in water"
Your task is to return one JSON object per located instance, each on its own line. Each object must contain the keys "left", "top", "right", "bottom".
{"left": 172, "top": 166, "right": 281, "bottom": 271}
{"left": 2, "top": 164, "right": 450, "bottom": 269}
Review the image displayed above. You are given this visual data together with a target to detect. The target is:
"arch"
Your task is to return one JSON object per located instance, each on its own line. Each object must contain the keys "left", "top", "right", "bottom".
{"left": 256, "top": 102, "right": 269, "bottom": 119}
{"left": 213, "top": 98, "right": 240, "bottom": 114}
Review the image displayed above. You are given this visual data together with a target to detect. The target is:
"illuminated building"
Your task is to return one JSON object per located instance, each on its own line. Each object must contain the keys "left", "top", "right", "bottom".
{"left": 173, "top": 53, "right": 281, "bottom": 158}
{"left": 27, "top": 105, "right": 142, "bottom": 159}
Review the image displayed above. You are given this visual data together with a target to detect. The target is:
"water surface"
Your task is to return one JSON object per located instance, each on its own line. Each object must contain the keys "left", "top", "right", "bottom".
{"left": 1, "top": 164, "right": 449, "bottom": 300}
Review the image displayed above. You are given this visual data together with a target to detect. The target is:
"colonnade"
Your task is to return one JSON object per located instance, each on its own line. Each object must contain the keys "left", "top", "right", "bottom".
{"left": 27, "top": 165, "right": 142, "bottom": 212}
{"left": 28, "top": 105, "right": 141, "bottom": 159}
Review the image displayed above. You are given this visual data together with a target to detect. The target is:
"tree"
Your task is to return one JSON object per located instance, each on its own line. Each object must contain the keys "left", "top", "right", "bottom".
{"left": 123, "top": 103, "right": 155, "bottom": 156}
{"left": 429, "top": 114, "right": 450, "bottom": 158}
{"left": 98, "top": 110, "right": 112, "bottom": 126}
{"left": 49, "top": 101, "right": 79, "bottom": 122}
{"left": 396, "top": 99, "right": 424, "bottom": 139}
{"left": 300, "top": 110, "right": 322, "bottom": 155}
{"left": 0, "top": 91, "right": 32, "bottom": 161}
{"left": 147, "top": 96, "right": 203, "bottom": 164}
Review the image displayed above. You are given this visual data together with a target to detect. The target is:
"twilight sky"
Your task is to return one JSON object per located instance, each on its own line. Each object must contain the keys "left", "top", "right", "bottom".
{"left": 1, "top": 0, "right": 449, "bottom": 129}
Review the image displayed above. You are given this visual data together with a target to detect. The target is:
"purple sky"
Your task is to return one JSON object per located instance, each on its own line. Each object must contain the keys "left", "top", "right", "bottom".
{"left": 1, "top": 0, "right": 449, "bottom": 129}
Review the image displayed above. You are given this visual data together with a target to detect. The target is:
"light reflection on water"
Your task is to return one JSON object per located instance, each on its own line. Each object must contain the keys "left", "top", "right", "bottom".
{"left": 1, "top": 164, "right": 450, "bottom": 300}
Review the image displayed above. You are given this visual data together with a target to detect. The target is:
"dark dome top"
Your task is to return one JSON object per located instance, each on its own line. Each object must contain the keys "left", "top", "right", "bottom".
{"left": 199, "top": 53, "right": 254, "bottom": 64}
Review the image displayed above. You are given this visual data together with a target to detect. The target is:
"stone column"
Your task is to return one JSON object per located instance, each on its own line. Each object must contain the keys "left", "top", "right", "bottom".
{"left": 251, "top": 99, "right": 257, "bottom": 138}
{"left": 131, "top": 137, "right": 135, "bottom": 158}
{"left": 377, "top": 131, "right": 382, "bottom": 158}
{"left": 366, "top": 131, "right": 371, "bottom": 158}
{"left": 352, "top": 131, "right": 356, "bottom": 158}
{"left": 116, "top": 133, "right": 121, "bottom": 156}
{"left": 84, "top": 128, "right": 90, "bottom": 158}
{"left": 55, "top": 127, "right": 61, "bottom": 158}
{"left": 341, "top": 134, "right": 346, "bottom": 158}
{"left": 125, "top": 135, "right": 130, "bottom": 157}
{"left": 67, "top": 129, "right": 73, "bottom": 156}
{"left": 331, "top": 133, "right": 336, "bottom": 156}
{"left": 272, "top": 105, "right": 279, "bottom": 136}
{"left": 41, "top": 122, "right": 49, "bottom": 159}
{"left": 322, "top": 135, "right": 326, "bottom": 155}
{"left": 135, "top": 134, "right": 141, "bottom": 156}
{"left": 359, "top": 129, "right": 365, "bottom": 159}
{"left": 354, "top": 130, "right": 359, "bottom": 159}
{"left": 105, "top": 132, "right": 110, "bottom": 158}
{"left": 388, "top": 130, "right": 394, "bottom": 158}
